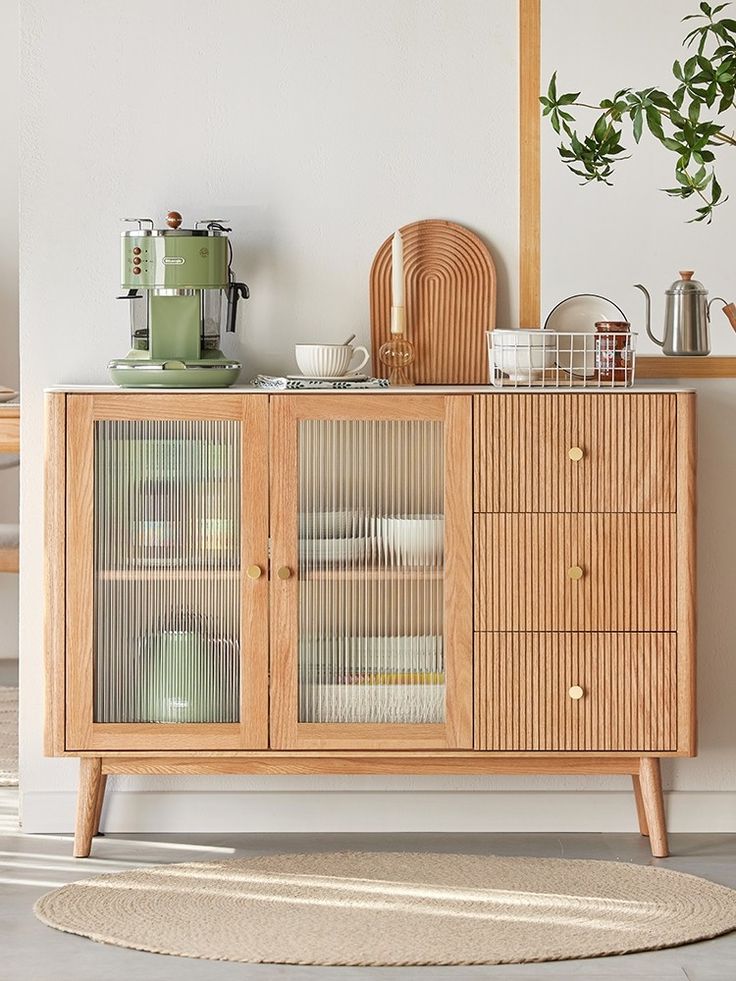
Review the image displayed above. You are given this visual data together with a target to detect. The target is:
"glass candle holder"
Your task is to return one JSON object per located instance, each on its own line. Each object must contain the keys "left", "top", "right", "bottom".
{"left": 378, "top": 307, "right": 416, "bottom": 385}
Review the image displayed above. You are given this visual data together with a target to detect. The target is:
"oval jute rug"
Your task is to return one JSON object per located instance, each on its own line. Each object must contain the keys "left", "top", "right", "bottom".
{"left": 34, "top": 851, "right": 736, "bottom": 966}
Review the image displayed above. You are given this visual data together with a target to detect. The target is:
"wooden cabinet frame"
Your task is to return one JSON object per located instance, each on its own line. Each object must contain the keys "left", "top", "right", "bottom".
{"left": 43, "top": 389, "right": 695, "bottom": 859}
{"left": 63, "top": 393, "right": 269, "bottom": 752}
{"left": 269, "top": 394, "right": 473, "bottom": 750}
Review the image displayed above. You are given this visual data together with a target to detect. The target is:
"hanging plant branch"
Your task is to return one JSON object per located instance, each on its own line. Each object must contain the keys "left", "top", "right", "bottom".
{"left": 541, "top": 1, "right": 736, "bottom": 222}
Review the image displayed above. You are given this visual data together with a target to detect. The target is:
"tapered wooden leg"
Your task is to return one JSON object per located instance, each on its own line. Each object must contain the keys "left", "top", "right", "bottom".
{"left": 74, "top": 758, "right": 104, "bottom": 858}
{"left": 93, "top": 773, "right": 108, "bottom": 837}
{"left": 631, "top": 773, "right": 649, "bottom": 837}
{"left": 638, "top": 757, "right": 669, "bottom": 858}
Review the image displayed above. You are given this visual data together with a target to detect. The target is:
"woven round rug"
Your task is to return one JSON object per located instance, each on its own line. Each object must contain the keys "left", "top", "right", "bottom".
{"left": 34, "top": 851, "right": 736, "bottom": 966}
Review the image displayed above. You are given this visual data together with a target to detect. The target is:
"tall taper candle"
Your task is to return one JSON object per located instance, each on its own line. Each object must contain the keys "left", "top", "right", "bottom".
{"left": 391, "top": 230, "right": 405, "bottom": 309}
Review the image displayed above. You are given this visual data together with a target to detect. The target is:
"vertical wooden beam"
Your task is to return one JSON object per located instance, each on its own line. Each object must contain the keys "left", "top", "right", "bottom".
{"left": 519, "top": 0, "right": 541, "bottom": 327}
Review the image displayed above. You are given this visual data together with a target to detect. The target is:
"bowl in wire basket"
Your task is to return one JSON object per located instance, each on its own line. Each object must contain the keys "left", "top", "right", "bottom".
{"left": 488, "top": 329, "right": 557, "bottom": 382}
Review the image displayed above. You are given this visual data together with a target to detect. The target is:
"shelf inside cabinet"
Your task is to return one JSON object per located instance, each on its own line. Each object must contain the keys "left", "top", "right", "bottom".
{"left": 98, "top": 569, "right": 240, "bottom": 581}
{"left": 302, "top": 568, "right": 444, "bottom": 581}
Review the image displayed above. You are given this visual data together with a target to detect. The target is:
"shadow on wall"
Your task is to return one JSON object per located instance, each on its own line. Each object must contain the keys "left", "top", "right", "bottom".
{"left": 666, "top": 381, "right": 736, "bottom": 790}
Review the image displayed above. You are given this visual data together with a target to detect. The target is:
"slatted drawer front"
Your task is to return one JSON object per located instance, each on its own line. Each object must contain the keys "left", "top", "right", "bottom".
{"left": 474, "top": 393, "right": 676, "bottom": 513}
{"left": 475, "top": 513, "right": 675, "bottom": 632}
{"left": 476, "top": 633, "right": 677, "bottom": 752}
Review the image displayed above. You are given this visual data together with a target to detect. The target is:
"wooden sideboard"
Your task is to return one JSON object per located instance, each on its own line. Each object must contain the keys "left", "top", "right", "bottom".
{"left": 44, "top": 388, "right": 695, "bottom": 857}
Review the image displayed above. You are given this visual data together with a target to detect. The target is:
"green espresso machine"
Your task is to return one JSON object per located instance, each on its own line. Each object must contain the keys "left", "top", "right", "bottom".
{"left": 109, "top": 211, "right": 249, "bottom": 387}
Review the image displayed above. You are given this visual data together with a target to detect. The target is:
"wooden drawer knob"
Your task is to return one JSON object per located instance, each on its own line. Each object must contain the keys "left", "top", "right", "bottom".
{"left": 568, "top": 685, "right": 585, "bottom": 700}
{"left": 246, "top": 564, "right": 262, "bottom": 580}
{"left": 277, "top": 566, "right": 293, "bottom": 580}
{"left": 568, "top": 446, "right": 584, "bottom": 462}
{"left": 568, "top": 565, "right": 584, "bottom": 580}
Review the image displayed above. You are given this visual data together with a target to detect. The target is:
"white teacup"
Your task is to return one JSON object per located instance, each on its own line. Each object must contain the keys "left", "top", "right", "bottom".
{"left": 295, "top": 343, "right": 370, "bottom": 378}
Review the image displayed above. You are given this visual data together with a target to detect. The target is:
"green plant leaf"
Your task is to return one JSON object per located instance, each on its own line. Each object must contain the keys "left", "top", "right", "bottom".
{"left": 646, "top": 106, "right": 666, "bottom": 138}
{"left": 633, "top": 107, "right": 644, "bottom": 141}
{"left": 593, "top": 114, "right": 609, "bottom": 140}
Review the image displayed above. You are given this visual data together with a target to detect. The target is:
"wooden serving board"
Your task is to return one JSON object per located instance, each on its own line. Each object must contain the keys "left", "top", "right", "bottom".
{"left": 370, "top": 219, "right": 496, "bottom": 384}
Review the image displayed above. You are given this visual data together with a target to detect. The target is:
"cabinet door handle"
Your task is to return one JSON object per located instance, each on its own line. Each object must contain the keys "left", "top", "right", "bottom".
{"left": 568, "top": 685, "right": 585, "bottom": 700}
{"left": 568, "top": 565, "right": 584, "bottom": 580}
{"left": 246, "top": 565, "right": 262, "bottom": 580}
{"left": 277, "top": 566, "right": 293, "bottom": 580}
{"left": 568, "top": 446, "right": 584, "bottom": 462}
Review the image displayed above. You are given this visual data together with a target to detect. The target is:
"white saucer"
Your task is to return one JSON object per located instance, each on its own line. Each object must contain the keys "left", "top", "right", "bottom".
{"left": 0, "top": 389, "right": 19, "bottom": 403}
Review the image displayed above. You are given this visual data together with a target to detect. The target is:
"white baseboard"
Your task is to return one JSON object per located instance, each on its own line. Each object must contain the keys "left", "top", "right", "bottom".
{"left": 19, "top": 789, "right": 736, "bottom": 835}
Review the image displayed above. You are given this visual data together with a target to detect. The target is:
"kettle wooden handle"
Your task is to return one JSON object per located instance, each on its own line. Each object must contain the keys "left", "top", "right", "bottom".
{"left": 722, "top": 302, "right": 736, "bottom": 334}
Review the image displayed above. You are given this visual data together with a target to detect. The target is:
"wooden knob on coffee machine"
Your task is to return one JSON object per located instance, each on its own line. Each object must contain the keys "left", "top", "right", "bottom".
{"left": 166, "top": 211, "right": 183, "bottom": 229}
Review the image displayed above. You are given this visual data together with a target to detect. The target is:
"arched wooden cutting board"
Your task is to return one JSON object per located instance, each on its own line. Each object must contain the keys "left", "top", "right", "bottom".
{"left": 370, "top": 219, "right": 497, "bottom": 384}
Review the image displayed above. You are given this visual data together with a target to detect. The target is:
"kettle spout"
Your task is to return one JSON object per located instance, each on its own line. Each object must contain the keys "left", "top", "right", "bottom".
{"left": 633, "top": 283, "right": 663, "bottom": 348}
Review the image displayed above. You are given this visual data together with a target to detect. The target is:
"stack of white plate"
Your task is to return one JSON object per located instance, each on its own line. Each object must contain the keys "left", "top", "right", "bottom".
{"left": 300, "top": 635, "right": 444, "bottom": 674}
{"left": 299, "top": 510, "right": 365, "bottom": 538}
{"left": 299, "top": 537, "right": 375, "bottom": 564}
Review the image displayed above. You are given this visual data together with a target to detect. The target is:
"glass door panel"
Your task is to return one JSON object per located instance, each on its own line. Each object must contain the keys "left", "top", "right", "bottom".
{"left": 298, "top": 418, "right": 445, "bottom": 725}
{"left": 94, "top": 419, "right": 241, "bottom": 724}
{"left": 65, "top": 393, "right": 269, "bottom": 751}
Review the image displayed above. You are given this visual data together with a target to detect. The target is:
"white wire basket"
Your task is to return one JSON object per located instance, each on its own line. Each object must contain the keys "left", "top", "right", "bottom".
{"left": 486, "top": 330, "right": 637, "bottom": 388}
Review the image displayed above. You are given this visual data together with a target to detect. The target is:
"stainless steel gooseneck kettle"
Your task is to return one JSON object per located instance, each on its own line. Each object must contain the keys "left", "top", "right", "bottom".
{"left": 633, "top": 271, "right": 730, "bottom": 356}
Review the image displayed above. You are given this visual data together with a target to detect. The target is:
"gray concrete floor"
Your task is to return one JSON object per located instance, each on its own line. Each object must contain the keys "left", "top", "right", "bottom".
{"left": 2, "top": 788, "right": 735, "bottom": 981}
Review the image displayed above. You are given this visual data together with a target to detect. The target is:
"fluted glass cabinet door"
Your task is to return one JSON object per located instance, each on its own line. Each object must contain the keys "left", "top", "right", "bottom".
{"left": 269, "top": 395, "right": 473, "bottom": 749}
{"left": 65, "top": 394, "right": 269, "bottom": 751}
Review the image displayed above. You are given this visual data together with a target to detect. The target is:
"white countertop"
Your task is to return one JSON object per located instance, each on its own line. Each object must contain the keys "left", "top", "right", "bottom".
{"left": 45, "top": 384, "right": 695, "bottom": 394}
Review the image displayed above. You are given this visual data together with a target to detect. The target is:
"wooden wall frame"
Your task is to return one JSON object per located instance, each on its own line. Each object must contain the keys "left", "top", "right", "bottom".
{"left": 519, "top": 0, "right": 736, "bottom": 377}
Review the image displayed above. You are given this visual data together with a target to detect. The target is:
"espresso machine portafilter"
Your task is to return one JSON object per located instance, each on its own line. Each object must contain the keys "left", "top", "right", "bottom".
{"left": 108, "top": 211, "right": 249, "bottom": 388}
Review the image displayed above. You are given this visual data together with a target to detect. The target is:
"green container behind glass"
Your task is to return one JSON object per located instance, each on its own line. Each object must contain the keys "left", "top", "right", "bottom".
{"left": 109, "top": 212, "right": 249, "bottom": 388}
{"left": 135, "top": 630, "right": 239, "bottom": 723}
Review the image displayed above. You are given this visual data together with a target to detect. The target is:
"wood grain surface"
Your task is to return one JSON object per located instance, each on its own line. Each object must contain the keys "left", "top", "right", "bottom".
{"left": 474, "top": 393, "right": 676, "bottom": 513}
{"left": 370, "top": 220, "right": 496, "bottom": 384}
{"left": 475, "top": 512, "right": 675, "bottom": 632}
{"left": 475, "top": 633, "right": 677, "bottom": 753}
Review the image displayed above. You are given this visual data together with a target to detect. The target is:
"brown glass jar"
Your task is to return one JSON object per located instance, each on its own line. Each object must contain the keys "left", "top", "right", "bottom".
{"left": 595, "top": 321, "right": 631, "bottom": 382}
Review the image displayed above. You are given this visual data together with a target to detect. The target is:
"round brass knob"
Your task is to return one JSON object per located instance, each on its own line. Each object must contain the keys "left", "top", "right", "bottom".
{"left": 166, "top": 210, "right": 183, "bottom": 229}
{"left": 246, "top": 565, "right": 262, "bottom": 580}
{"left": 568, "top": 446, "right": 584, "bottom": 462}
{"left": 568, "top": 565, "right": 584, "bottom": 580}
{"left": 569, "top": 685, "right": 584, "bottom": 700}
{"left": 277, "top": 566, "right": 292, "bottom": 580}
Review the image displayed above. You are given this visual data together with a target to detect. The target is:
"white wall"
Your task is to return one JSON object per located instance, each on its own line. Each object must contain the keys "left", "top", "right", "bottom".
{"left": 19, "top": 0, "right": 522, "bottom": 832}
{"left": 0, "top": 0, "right": 19, "bottom": 660}
{"left": 541, "top": 0, "right": 736, "bottom": 352}
{"left": 541, "top": 0, "right": 736, "bottom": 809}
{"left": 18, "top": 0, "right": 736, "bottom": 835}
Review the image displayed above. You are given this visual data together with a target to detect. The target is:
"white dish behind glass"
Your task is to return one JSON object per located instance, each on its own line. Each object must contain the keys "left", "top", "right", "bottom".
{"left": 380, "top": 515, "right": 444, "bottom": 566}
{"left": 0, "top": 389, "right": 19, "bottom": 403}
{"left": 543, "top": 294, "right": 627, "bottom": 378}
{"left": 299, "top": 537, "right": 374, "bottom": 564}
{"left": 299, "top": 510, "right": 365, "bottom": 538}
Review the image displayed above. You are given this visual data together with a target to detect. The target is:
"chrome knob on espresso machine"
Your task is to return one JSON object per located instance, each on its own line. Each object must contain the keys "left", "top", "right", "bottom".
{"left": 109, "top": 212, "right": 249, "bottom": 388}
